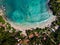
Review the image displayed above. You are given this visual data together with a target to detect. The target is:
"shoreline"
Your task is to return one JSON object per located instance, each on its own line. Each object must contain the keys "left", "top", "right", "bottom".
{"left": 0, "top": 0, "right": 56, "bottom": 32}
{"left": 0, "top": 7, "right": 56, "bottom": 32}
{"left": 0, "top": 8, "right": 56, "bottom": 31}
{"left": 7, "top": 15, "right": 56, "bottom": 31}
{"left": 4, "top": 7, "right": 56, "bottom": 31}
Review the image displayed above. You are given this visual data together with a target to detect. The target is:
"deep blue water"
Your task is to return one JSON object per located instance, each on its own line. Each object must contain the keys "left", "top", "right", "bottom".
{"left": 0, "top": 0, "right": 51, "bottom": 24}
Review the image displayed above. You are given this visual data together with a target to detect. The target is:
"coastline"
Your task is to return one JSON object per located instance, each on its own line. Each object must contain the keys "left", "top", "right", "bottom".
{"left": 3, "top": 6, "right": 56, "bottom": 31}
{"left": 0, "top": 0, "right": 60, "bottom": 45}
{"left": 0, "top": 0, "right": 56, "bottom": 32}
{"left": 0, "top": 8, "right": 56, "bottom": 32}
{"left": 6, "top": 14, "right": 56, "bottom": 31}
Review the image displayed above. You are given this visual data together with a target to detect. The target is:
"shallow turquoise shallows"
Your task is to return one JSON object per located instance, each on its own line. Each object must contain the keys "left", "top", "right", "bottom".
{"left": 1, "top": 0, "right": 51, "bottom": 24}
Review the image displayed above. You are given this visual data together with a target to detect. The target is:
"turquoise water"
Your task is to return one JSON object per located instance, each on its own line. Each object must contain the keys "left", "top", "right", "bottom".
{"left": 0, "top": 0, "right": 51, "bottom": 24}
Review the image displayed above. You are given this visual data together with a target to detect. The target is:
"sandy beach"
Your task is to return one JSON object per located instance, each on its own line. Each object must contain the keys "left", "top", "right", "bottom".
{"left": 0, "top": 6, "right": 56, "bottom": 35}
{"left": 7, "top": 15, "right": 56, "bottom": 31}
{"left": 0, "top": 8, "right": 56, "bottom": 32}
{"left": 3, "top": 7, "right": 56, "bottom": 32}
{"left": 0, "top": 2, "right": 56, "bottom": 35}
{"left": 0, "top": 0, "right": 56, "bottom": 31}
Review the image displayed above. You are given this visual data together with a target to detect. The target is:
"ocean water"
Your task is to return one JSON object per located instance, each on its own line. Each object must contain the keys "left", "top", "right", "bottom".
{"left": 0, "top": 0, "right": 51, "bottom": 25}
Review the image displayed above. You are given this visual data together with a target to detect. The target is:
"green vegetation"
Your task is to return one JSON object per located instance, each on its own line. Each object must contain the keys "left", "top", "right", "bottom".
{"left": 0, "top": 15, "right": 60, "bottom": 45}
{"left": 49, "top": 0, "right": 60, "bottom": 15}
{"left": 0, "top": 16, "right": 5, "bottom": 24}
{"left": 0, "top": 16, "right": 17, "bottom": 45}
{"left": 49, "top": 0, "right": 60, "bottom": 27}
{"left": 0, "top": 0, "right": 60, "bottom": 45}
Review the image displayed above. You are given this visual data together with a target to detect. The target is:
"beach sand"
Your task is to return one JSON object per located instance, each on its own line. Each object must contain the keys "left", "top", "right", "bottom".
{"left": 4, "top": 8, "right": 56, "bottom": 31}
{"left": 7, "top": 15, "right": 56, "bottom": 31}
{"left": 0, "top": 7, "right": 56, "bottom": 35}
{"left": 0, "top": 8, "right": 56, "bottom": 31}
{"left": 0, "top": 0, "right": 56, "bottom": 35}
